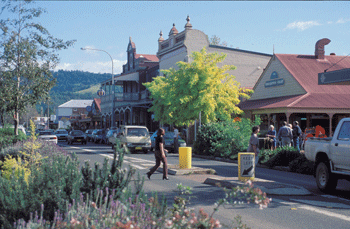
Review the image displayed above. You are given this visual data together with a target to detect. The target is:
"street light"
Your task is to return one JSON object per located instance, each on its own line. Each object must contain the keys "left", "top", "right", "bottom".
{"left": 81, "top": 47, "right": 115, "bottom": 128}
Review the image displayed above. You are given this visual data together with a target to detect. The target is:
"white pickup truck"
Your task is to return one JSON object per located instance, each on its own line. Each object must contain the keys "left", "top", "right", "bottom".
{"left": 305, "top": 118, "right": 350, "bottom": 192}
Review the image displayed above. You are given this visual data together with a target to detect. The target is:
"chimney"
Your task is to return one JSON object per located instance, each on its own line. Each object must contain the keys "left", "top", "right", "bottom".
{"left": 315, "top": 38, "right": 331, "bottom": 59}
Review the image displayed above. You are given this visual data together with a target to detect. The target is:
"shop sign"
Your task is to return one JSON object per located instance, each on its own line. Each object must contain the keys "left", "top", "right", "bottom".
{"left": 265, "top": 71, "right": 285, "bottom": 88}
{"left": 318, "top": 68, "right": 350, "bottom": 85}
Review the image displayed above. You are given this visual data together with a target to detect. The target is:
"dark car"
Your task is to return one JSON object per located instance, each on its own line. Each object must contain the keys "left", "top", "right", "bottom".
{"left": 54, "top": 130, "right": 68, "bottom": 141}
{"left": 85, "top": 129, "right": 94, "bottom": 142}
{"left": 150, "top": 131, "right": 187, "bottom": 153}
{"left": 67, "top": 130, "right": 87, "bottom": 145}
{"left": 92, "top": 129, "right": 105, "bottom": 143}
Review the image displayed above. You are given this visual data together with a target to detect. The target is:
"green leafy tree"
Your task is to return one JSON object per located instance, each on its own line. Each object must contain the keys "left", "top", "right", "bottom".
{"left": 0, "top": 0, "right": 75, "bottom": 135}
{"left": 144, "top": 47, "right": 252, "bottom": 126}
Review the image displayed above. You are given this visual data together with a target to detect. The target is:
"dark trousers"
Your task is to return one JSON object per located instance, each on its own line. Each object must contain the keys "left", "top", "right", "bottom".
{"left": 149, "top": 151, "right": 168, "bottom": 178}
{"left": 174, "top": 137, "right": 179, "bottom": 153}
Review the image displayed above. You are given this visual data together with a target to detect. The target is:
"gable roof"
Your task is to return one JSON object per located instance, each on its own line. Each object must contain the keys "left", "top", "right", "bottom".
{"left": 135, "top": 54, "right": 159, "bottom": 62}
{"left": 240, "top": 54, "right": 350, "bottom": 110}
{"left": 58, "top": 100, "right": 93, "bottom": 108}
{"left": 276, "top": 54, "right": 350, "bottom": 95}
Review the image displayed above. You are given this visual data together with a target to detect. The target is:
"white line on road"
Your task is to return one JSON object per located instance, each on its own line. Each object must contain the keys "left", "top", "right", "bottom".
{"left": 299, "top": 205, "right": 350, "bottom": 222}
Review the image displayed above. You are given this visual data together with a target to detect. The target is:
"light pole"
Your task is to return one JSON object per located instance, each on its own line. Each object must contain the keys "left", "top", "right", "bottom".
{"left": 81, "top": 47, "right": 115, "bottom": 128}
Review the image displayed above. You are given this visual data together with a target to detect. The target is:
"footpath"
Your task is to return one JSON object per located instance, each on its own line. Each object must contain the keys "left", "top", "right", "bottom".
{"left": 158, "top": 153, "right": 311, "bottom": 196}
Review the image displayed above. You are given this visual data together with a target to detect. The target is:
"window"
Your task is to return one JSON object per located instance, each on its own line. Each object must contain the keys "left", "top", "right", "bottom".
{"left": 337, "top": 121, "right": 350, "bottom": 140}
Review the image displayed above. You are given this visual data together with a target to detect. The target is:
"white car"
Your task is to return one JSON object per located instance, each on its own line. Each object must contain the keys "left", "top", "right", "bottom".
{"left": 38, "top": 130, "right": 58, "bottom": 144}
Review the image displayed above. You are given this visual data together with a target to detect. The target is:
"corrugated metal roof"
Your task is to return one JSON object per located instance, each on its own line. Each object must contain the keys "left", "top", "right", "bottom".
{"left": 240, "top": 54, "right": 350, "bottom": 110}
{"left": 58, "top": 100, "right": 93, "bottom": 108}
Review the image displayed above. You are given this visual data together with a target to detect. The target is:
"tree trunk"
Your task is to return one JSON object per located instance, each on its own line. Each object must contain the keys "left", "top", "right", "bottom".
{"left": 14, "top": 111, "right": 19, "bottom": 135}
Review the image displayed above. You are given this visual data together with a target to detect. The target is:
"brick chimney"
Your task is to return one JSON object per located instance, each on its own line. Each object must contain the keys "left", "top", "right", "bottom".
{"left": 315, "top": 38, "right": 331, "bottom": 59}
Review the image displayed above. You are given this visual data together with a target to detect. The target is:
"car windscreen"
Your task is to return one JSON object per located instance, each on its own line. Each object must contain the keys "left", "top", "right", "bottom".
{"left": 71, "top": 131, "right": 83, "bottom": 136}
{"left": 39, "top": 131, "right": 53, "bottom": 135}
{"left": 56, "top": 131, "right": 68, "bottom": 134}
{"left": 127, "top": 128, "right": 148, "bottom": 137}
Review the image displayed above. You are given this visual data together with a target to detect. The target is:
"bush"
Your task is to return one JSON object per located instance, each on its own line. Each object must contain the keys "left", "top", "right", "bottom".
{"left": 261, "top": 146, "right": 300, "bottom": 168}
{"left": 194, "top": 117, "right": 261, "bottom": 159}
{"left": 0, "top": 127, "right": 27, "bottom": 150}
{"left": 0, "top": 137, "right": 136, "bottom": 227}
{"left": 289, "top": 154, "right": 314, "bottom": 175}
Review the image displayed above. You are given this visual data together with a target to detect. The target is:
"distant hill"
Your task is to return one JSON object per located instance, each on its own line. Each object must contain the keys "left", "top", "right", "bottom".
{"left": 37, "top": 70, "right": 112, "bottom": 116}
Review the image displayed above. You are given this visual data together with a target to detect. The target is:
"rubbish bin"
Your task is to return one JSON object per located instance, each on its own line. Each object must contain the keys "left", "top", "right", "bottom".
{"left": 238, "top": 152, "right": 255, "bottom": 181}
{"left": 179, "top": 147, "right": 192, "bottom": 169}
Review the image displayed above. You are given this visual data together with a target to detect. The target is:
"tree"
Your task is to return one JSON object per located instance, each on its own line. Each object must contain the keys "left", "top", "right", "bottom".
{"left": 144, "top": 48, "right": 252, "bottom": 126}
{"left": 209, "top": 35, "right": 228, "bottom": 47}
{"left": 0, "top": 0, "right": 75, "bottom": 135}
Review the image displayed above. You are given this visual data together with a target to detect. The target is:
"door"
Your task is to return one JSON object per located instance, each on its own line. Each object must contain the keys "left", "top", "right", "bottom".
{"left": 331, "top": 120, "right": 350, "bottom": 171}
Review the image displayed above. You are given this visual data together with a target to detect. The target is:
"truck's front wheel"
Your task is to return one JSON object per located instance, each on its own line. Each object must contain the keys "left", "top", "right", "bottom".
{"left": 316, "top": 162, "right": 338, "bottom": 193}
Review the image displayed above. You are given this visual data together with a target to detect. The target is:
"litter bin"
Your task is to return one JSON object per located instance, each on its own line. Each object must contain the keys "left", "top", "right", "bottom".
{"left": 238, "top": 152, "right": 255, "bottom": 181}
{"left": 179, "top": 147, "right": 192, "bottom": 169}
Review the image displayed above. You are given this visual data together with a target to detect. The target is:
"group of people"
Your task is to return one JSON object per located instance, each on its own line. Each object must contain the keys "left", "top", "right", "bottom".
{"left": 266, "top": 121, "right": 303, "bottom": 151}
{"left": 248, "top": 121, "right": 303, "bottom": 165}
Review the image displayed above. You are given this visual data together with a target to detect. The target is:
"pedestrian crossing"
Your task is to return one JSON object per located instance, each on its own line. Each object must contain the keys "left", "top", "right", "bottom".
{"left": 101, "top": 153, "right": 154, "bottom": 170}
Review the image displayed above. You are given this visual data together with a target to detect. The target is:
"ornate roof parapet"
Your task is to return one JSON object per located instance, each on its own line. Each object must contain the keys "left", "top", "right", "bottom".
{"left": 158, "top": 30, "right": 164, "bottom": 42}
{"left": 169, "top": 23, "right": 178, "bottom": 36}
{"left": 184, "top": 15, "right": 192, "bottom": 30}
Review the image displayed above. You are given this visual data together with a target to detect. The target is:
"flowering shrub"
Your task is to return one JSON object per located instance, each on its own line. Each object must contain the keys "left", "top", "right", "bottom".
{"left": 15, "top": 181, "right": 271, "bottom": 229}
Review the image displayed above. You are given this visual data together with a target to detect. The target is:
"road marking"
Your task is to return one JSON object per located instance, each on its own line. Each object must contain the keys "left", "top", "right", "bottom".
{"left": 299, "top": 205, "right": 350, "bottom": 222}
{"left": 290, "top": 199, "right": 350, "bottom": 209}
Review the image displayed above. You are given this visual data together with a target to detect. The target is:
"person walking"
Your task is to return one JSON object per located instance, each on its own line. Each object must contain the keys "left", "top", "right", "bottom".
{"left": 277, "top": 121, "right": 293, "bottom": 147}
{"left": 147, "top": 128, "right": 169, "bottom": 180}
{"left": 173, "top": 126, "right": 179, "bottom": 154}
{"left": 266, "top": 125, "right": 276, "bottom": 151}
{"left": 247, "top": 126, "right": 260, "bottom": 165}
{"left": 292, "top": 121, "right": 302, "bottom": 151}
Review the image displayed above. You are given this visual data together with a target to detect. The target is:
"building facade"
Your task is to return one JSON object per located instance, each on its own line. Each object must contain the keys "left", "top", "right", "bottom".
{"left": 100, "top": 38, "right": 160, "bottom": 131}
{"left": 239, "top": 38, "right": 350, "bottom": 136}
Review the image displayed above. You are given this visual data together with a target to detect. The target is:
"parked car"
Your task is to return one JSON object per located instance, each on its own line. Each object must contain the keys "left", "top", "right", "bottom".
{"left": 38, "top": 130, "right": 58, "bottom": 144}
{"left": 92, "top": 129, "right": 106, "bottom": 144}
{"left": 106, "top": 129, "right": 119, "bottom": 145}
{"left": 54, "top": 129, "right": 68, "bottom": 141}
{"left": 113, "top": 125, "right": 151, "bottom": 153}
{"left": 150, "top": 131, "right": 187, "bottom": 153}
{"left": 85, "top": 129, "right": 94, "bottom": 142}
{"left": 305, "top": 118, "right": 350, "bottom": 192}
{"left": 67, "top": 130, "right": 87, "bottom": 145}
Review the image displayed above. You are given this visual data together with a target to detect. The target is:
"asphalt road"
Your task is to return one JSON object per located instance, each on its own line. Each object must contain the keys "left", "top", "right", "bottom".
{"left": 59, "top": 141, "right": 350, "bottom": 229}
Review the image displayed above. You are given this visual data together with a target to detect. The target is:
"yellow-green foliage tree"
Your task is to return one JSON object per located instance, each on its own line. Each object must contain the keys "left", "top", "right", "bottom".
{"left": 144, "top": 48, "right": 252, "bottom": 126}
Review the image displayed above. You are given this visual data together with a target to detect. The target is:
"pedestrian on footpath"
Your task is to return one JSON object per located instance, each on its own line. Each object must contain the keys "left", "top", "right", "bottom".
{"left": 247, "top": 125, "right": 260, "bottom": 165}
{"left": 292, "top": 121, "right": 302, "bottom": 151}
{"left": 277, "top": 121, "right": 293, "bottom": 147}
{"left": 173, "top": 126, "right": 179, "bottom": 154}
{"left": 147, "top": 128, "right": 169, "bottom": 180}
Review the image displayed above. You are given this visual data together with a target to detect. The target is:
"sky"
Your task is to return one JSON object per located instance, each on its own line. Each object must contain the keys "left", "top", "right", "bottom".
{"left": 3, "top": 1, "right": 350, "bottom": 75}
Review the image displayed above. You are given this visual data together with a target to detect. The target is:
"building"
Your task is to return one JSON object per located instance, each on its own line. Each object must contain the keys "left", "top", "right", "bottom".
{"left": 56, "top": 99, "right": 93, "bottom": 130}
{"left": 239, "top": 38, "right": 350, "bottom": 136}
{"left": 100, "top": 38, "right": 159, "bottom": 131}
{"left": 157, "top": 16, "right": 272, "bottom": 90}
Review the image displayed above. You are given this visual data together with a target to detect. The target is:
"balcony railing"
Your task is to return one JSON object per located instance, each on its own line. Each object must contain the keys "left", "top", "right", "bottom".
{"left": 101, "top": 90, "right": 151, "bottom": 103}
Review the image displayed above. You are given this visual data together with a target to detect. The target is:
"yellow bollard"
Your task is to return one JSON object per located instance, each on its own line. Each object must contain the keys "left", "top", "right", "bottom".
{"left": 238, "top": 152, "right": 255, "bottom": 181}
{"left": 179, "top": 147, "right": 192, "bottom": 169}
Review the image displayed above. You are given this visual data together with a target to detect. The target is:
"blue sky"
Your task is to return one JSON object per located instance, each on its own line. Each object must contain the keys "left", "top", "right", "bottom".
{"left": 7, "top": 1, "right": 350, "bottom": 74}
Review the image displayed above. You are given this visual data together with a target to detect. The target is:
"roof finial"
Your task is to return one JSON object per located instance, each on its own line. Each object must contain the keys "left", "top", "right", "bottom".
{"left": 169, "top": 23, "right": 178, "bottom": 36}
{"left": 158, "top": 30, "right": 164, "bottom": 42}
{"left": 185, "top": 15, "right": 192, "bottom": 30}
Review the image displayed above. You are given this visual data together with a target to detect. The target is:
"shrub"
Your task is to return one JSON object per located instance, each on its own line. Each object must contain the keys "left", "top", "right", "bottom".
{"left": 194, "top": 116, "right": 261, "bottom": 159}
{"left": 289, "top": 154, "right": 314, "bottom": 175}
{"left": 0, "top": 127, "right": 27, "bottom": 150}
{"left": 261, "top": 146, "right": 300, "bottom": 168}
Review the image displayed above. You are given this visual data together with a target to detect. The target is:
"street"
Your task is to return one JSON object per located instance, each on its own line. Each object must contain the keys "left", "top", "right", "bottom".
{"left": 59, "top": 141, "right": 350, "bottom": 229}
